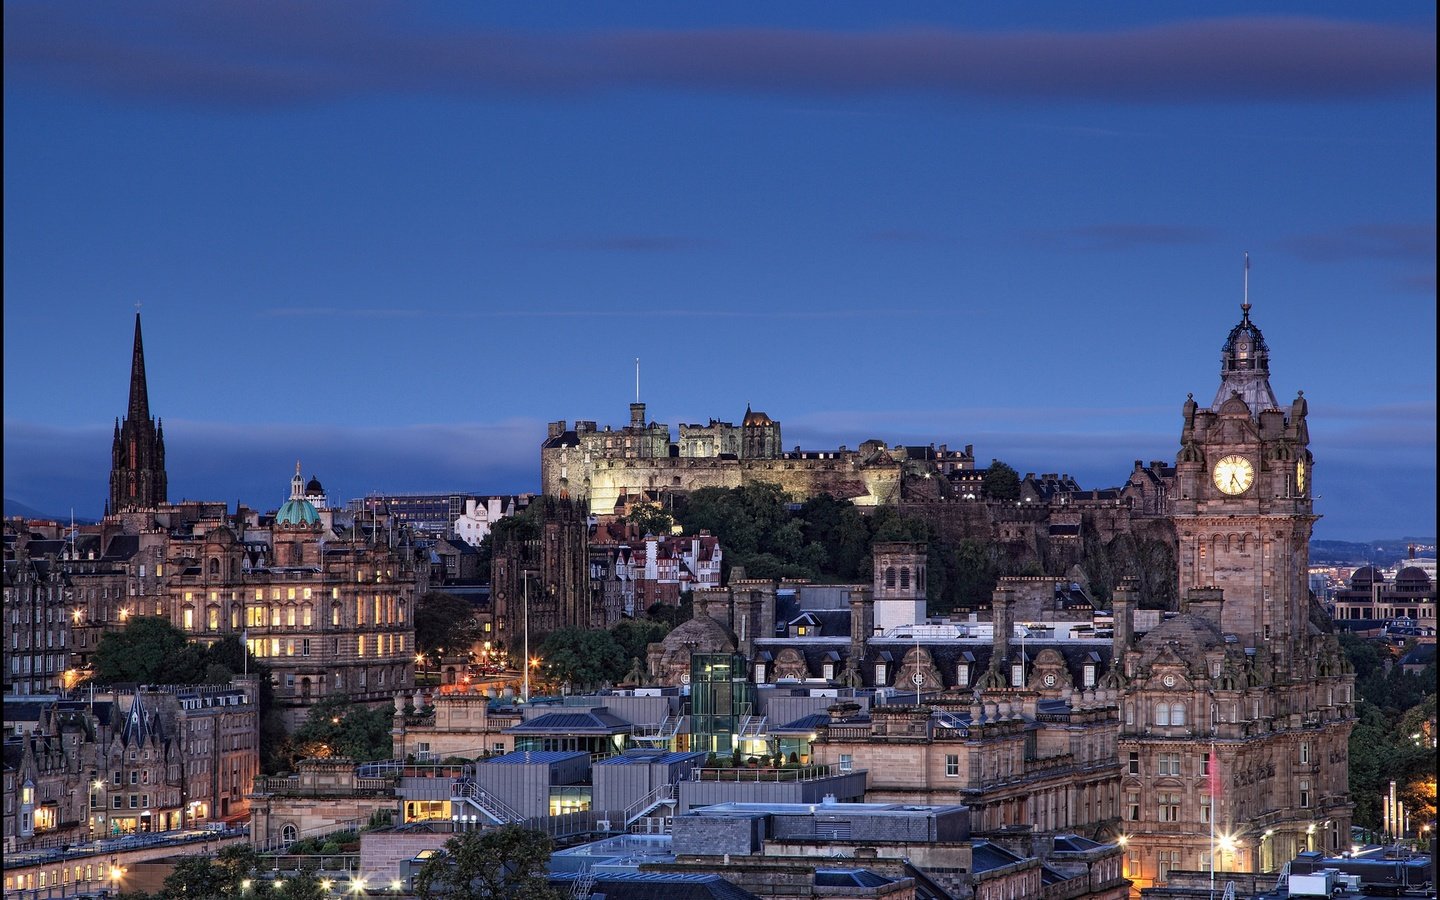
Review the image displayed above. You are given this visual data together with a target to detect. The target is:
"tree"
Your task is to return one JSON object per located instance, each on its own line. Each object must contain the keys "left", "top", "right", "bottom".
{"left": 414, "top": 826, "right": 565, "bottom": 900}
{"left": 611, "top": 619, "right": 668, "bottom": 663}
{"left": 625, "top": 502, "right": 675, "bottom": 537}
{"left": 981, "top": 460, "right": 1021, "bottom": 501}
{"left": 537, "top": 628, "right": 627, "bottom": 689}
{"left": 94, "top": 617, "right": 206, "bottom": 684}
{"left": 290, "top": 695, "right": 394, "bottom": 762}
{"left": 415, "top": 592, "right": 482, "bottom": 661}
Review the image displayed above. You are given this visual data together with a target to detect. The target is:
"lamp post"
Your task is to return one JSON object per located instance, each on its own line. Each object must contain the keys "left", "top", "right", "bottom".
{"left": 522, "top": 572, "right": 532, "bottom": 703}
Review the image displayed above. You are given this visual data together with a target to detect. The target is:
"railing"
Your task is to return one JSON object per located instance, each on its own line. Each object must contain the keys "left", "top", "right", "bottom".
{"left": 251, "top": 775, "right": 395, "bottom": 797}
{"left": 255, "top": 817, "right": 367, "bottom": 853}
{"left": 631, "top": 714, "right": 680, "bottom": 741}
{"left": 736, "top": 714, "right": 768, "bottom": 737}
{"left": 689, "top": 764, "right": 840, "bottom": 783}
{"left": 259, "top": 854, "right": 360, "bottom": 874}
{"left": 451, "top": 780, "right": 525, "bottom": 825}
{"left": 623, "top": 783, "right": 676, "bottom": 826}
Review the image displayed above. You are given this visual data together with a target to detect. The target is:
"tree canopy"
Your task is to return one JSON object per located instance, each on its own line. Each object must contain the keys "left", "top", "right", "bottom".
{"left": 289, "top": 694, "right": 394, "bottom": 762}
{"left": 414, "top": 826, "right": 565, "bottom": 900}
{"left": 981, "top": 460, "right": 1021, "bottom": 501}
{"left": 537, "top": 627, "right": 627, "bottom": 689}
{"left": 93, "top": 616, "right": 210, "bottom": 684}
{"left": 415, "top": 592, "right": 482, "bottom": 660}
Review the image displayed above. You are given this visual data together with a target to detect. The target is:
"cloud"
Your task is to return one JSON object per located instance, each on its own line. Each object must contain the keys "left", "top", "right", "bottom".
{"left": 4, "top": 6, "right": 1433, "bottom": 107}
{"left": 1025, "top": 223, "right": 1219, "bottom": 252}
{"left": 1273, "top": 224, "right": 1437, "bottom": 263}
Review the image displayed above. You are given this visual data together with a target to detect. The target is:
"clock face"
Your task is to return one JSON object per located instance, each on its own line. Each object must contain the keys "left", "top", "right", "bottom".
{"left": 1043, "top": 673, "right": 1057, "bottom": 687}
{"left": 1212, "top": 455, "right": 1255, "bottom": 495}
{"left": 1162, "top": 674, "right": 1176, "bottom": 687}
{"left": 1296, "top": 459, "right": 1307, "bottom": 494}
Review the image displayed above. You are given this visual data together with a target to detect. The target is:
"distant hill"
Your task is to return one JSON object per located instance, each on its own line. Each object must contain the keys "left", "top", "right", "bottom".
{"left": 3, "top": 498, "right": 98, "bottom": 524}
{"left": 1311, "top": 537, "right": 1436, "bottom": 567}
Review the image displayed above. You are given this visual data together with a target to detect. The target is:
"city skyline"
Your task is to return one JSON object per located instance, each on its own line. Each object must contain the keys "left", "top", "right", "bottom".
{"left": 4, "top": 3, "right": 1435, "bottom": 539}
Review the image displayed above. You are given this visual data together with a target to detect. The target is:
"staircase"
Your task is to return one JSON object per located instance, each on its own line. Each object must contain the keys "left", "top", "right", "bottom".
{"left": 571, "top": 865, "right": 597, "bottom": 899}
{"left": 450, "top": 779, "right": 525, "bottom": 826}
{"left": 624, "top": 782, "right": 677, "bottom": 829}
{"left": 631, "top": 714, "right": 681, "bottom": 744}
{"left": 736, "top": 713, "right": 767, "bottom": 739}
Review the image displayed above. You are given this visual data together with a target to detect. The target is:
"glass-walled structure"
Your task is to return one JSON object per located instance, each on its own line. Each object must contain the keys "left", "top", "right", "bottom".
{"left": 690, "top": 653, "right": 754, "bottom": 756}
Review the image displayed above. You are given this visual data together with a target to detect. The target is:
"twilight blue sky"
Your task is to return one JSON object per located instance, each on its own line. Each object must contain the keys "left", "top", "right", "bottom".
{"left": 3, "top": 2, "right": 1435, "bottom": 541}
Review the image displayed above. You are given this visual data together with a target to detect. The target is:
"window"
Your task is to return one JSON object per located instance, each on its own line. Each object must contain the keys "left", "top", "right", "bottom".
{"left": 839, "top": 754, "right": 853, "bottom": 773}
{"left": 112, "top": 795, "right": 122, "bottom": 809}
{"left": 129, "top": 795, "right": 138, "bottom": 809}
{"left": 1202, "top": 753, "right": 1211, "bottom": 776}
{"left": 302, "top": 639, "right": 310, "bottom": 657}
{"left": 1201, "top": 795, "right": 1212, "bottom": 824}
{"left": 302, "top": 606, "right": 312, "bottom": 627}
{"left": 822, "top": 663, "right": 834, "bottom": 680}
{"left": 182, "top": 608, "right": 194, "bottom": 630}
{"left": 1128, "top": 752, "right": 1140, "bottom": 775}
{"left": 1158, "top": 753, "right": 1181, "bottom": 776}
{"left": 1300, "top": 743, "right": 1310, "bottom": 764}
{"left": 287, "top": 607, "right": 296, "bottom": 627}
{"left": 875, "top": 664, "right": 887, "bottom": 684}
{"left": 1083, "top": 664, "right": 1096, "bottom": 688}
{"left": 957, "top": 664, "right": 969, "bottom": 687}
{"left": 358, "top": 636, "right": 366, "bottom": 657}
{"left": 1156, "top": 704, "right": 1170, "bottom": 726}
{"left": 1171, "top": 703, "right": 1186, "bottom": 726}
{"left": 130, "top": 772, "right": 138, "bottom": 785}
{"left": 332, "top": 604, "right": 342, "bottom": 626}
{"left": 1011, "top": 664, "right": 1024, "bottom": 687}
{"left": 271, "top": 607, "right": 281, "bottom": 627}
{"left": 1299, "top": 779, "right": 1310, "bottom": 808}
{"left": 1126, "top": 792, "right": 1140, "bottom": 821}
{"left": 1158, "top": 850, "right": 1180, "bottom": 882}
{"left": 945, "top": 754, "right": 960, "bottom": 777}
{"left": 1159, "top": 793, "right": 1180, "bottom": 822}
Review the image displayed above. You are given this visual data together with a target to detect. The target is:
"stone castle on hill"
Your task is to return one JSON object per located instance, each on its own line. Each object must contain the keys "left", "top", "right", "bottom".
{"left": 542, "top": 399, "right": 1184, "bottom": 602}
{"left": 541, "top": 401, "right": 962, "bottom": 515}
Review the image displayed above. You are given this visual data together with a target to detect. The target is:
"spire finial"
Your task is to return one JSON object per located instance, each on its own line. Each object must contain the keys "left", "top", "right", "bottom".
{"left": 1241, "top": 251, "right": 1251, "bottom": 318}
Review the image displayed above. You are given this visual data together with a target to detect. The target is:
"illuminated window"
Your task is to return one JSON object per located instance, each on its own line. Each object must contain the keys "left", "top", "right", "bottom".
{"left": 358, "top": 636, "right": 366, "bottom": 657}
{"left": 287, "top": 607, "right": 296, "bottom": 627}
{"left": 207, "top": 607, "right": 219, "bottom": 631}
{"left": 302, "top": 606, "right": 312, "bottom": 627}
{"left": 182, "top": 608, "right": 194, "bottom": 630}
{"left": 287, "top": 588, "right": 296, "bottom": 601}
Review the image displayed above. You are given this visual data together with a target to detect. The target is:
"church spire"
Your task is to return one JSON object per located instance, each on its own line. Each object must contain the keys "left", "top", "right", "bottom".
{"left": 129, "top": 312, "right": 151, "bottom": 422}
{"left": 109, "top": 312, "right": 168, "bottom": 512}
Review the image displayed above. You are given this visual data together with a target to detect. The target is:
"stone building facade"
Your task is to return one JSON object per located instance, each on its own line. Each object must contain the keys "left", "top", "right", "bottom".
{"left": 1114, "top": 297, "right": 1355, "bottom": 890}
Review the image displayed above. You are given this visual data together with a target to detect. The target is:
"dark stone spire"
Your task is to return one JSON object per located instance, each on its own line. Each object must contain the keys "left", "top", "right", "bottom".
{"left": 109, "top": 312, "right": 167, "bottom": 512}
{"left": 128, "top": 313, "right": 150, "bottom": 421}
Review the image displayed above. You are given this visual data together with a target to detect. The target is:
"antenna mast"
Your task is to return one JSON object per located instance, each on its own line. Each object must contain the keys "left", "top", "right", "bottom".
{"left": 1242, "top": 251, "right": 1251, "bottom": 314}
{"left": 635, "top": 358, "right": 641, "bottom": 403}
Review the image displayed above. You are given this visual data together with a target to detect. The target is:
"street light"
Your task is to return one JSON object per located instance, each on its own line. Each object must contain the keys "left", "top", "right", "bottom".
{"left": 522, "top": 572, "right": 533, "bottom": 702}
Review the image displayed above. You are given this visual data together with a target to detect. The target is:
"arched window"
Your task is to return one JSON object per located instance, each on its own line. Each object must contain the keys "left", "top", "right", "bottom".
{"left": 331, "top": 603, "right": 342, "bottom": 627}
{"left": 900, "top": 568, "right": 911, "bottom": 590}
{"left": 281, "top": 823, "right": 298, "bottom": 846}
{"left": 884, "top": 567, "right": 896, "bottom": 589}
{"left": 397, "top": 600, "right": 406, "bottom": 623}
{"left": 1171, "top": 703, "right": 1186, "bottom": 726}
{"left": 208, "top": 558, "right": 219, "bottom": 578}
{"left": 300, "top": 678, "right": 312, "bottom": 700}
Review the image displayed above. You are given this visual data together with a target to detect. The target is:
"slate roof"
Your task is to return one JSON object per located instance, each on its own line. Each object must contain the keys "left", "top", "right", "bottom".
{"left": 551, "top": 872, "right": 761, "bottom": 900}
{"left": 506, "top": 709, "right": 632, "bottom": 735}
{"left": 1052, "top": 834, "right": 1106, "bottom": 852}
{"left": 102, "top": 535, "right": 141, "bottom": 561}
{"left": 595, "top": 750, "right": 708, "bottom": 767}
{"left": 971, "top": 840, "right": 1028, "bottom": 873}
{"left": 481, "top": 750, "right": 590, "bottom": 766}
{"left": 814, "top": 869, "right": 895, "bottom": 887}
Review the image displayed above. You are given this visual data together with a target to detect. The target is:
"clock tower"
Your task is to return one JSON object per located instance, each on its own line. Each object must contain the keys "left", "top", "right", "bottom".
{"left": 1172, "top": 296, "right": 1314, "bottom": 658}
{"left": 1114, "top": 282, "right": 1354, "bottom": 890}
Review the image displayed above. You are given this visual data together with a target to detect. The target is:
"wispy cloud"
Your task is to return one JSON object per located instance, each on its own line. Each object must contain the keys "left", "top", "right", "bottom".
{"left": 4, "top": 7, "right": 1433, "bottom": 108}
{"left": 1025, "top": 223, "right": 1219, "bottom": 252}
{"left": 262, "top": 307, "right": 912, "bottom": 320}
{"left": 1272, "top": 224, "right": 1437, "bottom": 263}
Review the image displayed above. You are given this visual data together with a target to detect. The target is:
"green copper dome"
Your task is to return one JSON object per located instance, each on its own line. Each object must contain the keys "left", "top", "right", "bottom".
{"left": 275, "top": 497, "right": 321, "bottom": 528}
